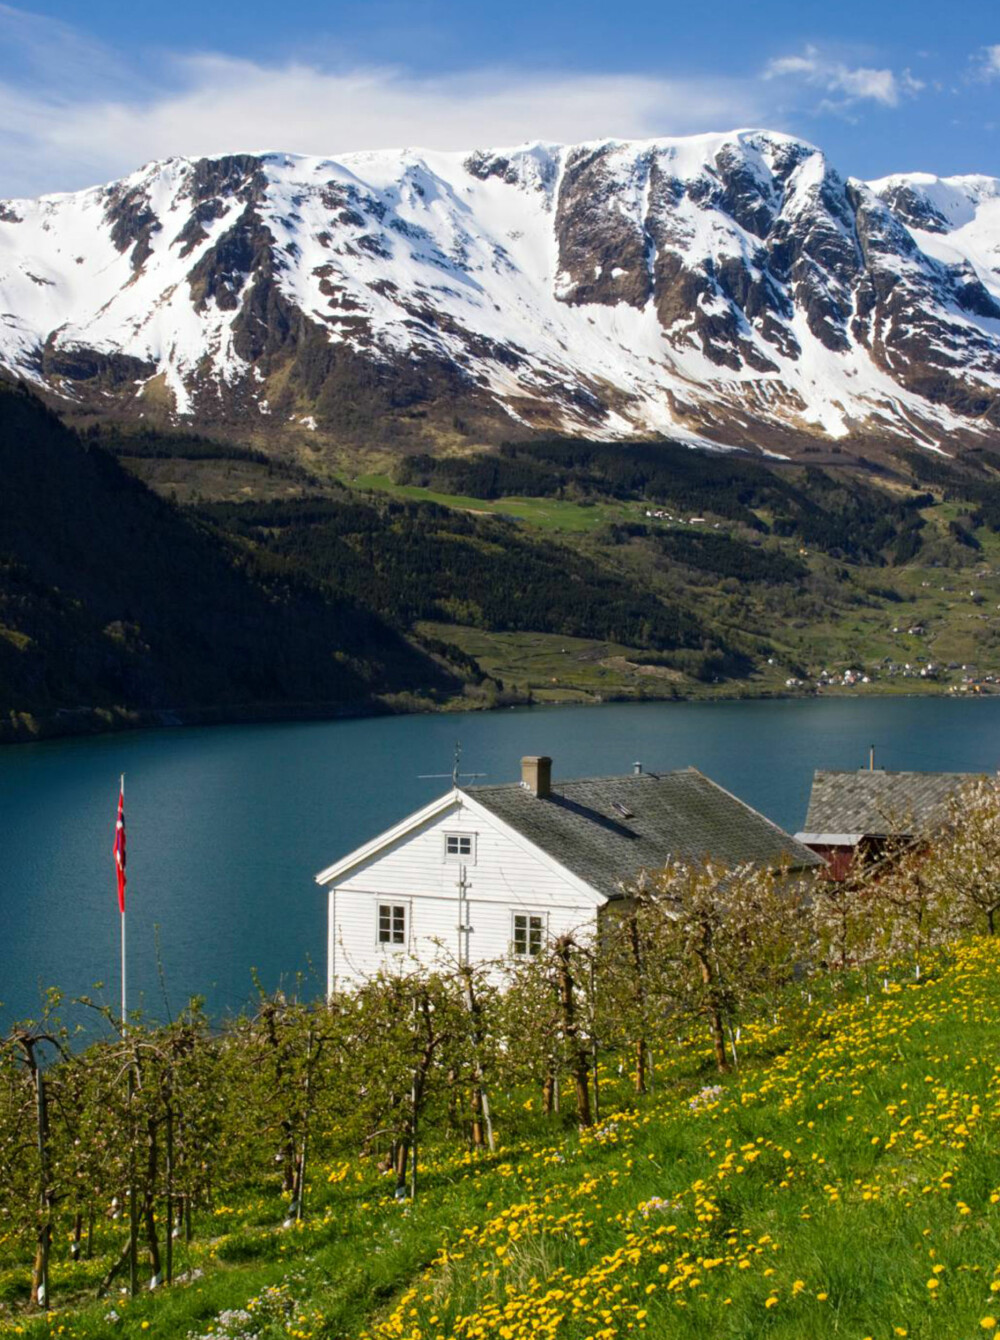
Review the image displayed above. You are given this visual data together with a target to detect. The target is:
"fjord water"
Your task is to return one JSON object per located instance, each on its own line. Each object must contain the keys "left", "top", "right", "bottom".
{"left": 3, "top": 697, "right": 1000, "bottom": 1027}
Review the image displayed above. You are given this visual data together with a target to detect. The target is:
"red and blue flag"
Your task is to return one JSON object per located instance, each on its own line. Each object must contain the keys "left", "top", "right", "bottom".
{"left": 113, "top": 784, "right": 126, "bottom": 914}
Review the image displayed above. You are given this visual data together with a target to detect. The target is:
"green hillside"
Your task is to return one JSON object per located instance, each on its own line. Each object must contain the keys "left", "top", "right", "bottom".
{"left": 212, "top": 438, "right": 1000, "bottom": 704}
{"left": 11, "top": 395, "right": 1000, "bottom": 739}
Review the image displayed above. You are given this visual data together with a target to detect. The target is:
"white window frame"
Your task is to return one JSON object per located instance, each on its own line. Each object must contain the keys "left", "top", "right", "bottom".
{"left": 511, "top": 910, "right": 547, "bottom": 959}
{"left": 375, "top": 899, "right": 409, "bottom": 949}
{"left": 443, "top": 832, "right": 476, "bottom": 864}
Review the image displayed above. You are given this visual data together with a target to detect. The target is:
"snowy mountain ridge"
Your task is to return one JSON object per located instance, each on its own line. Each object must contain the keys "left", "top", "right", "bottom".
{"left": 2, "top": 129, "right": 1000, "bottom": 455}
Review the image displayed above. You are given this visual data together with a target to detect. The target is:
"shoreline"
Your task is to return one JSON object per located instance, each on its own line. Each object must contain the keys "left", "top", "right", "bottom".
{"left": 2, "top": 680, "right": 991, "bottom": 748}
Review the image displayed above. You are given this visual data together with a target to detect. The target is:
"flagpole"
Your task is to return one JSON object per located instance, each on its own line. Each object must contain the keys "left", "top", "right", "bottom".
{"left": 120, "top": 773, "right": 126, "bottom": 1035}
{"left": 114, "top": 772, "right": 138, "bottom": 1294}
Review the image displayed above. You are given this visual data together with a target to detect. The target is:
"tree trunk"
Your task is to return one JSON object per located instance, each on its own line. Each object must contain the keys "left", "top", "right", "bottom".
{"left": 555, "top": 937, "right": 592, "bottom": 1127}
{"left": 628, "top": 911, "right": 649, "bottom": 1095}
{"left": 396, "top": 994, "right": 439, "bottom": 1199}
{"left": 463, "top": 969, "right": 494, "bottom": 1151}
{"left": 542, "top": 1070, "right": 555, "bottom": 1116}
{"left": 294, "top": 1025, "right": 317, "bottom": 1222}
{"left": 144, "top": 1116, "right": 162, "bottom": 1286}
{"left": 164, "top": 1095, "right": 173, "bottom": 1285}
{"left": 96, "top": 1241, "right": 132, "bottom": 1298}
{"left": 590, "top": 958, "right": 601, "bottom": 1124}
{"left": 694, "top": 943, "right": 729, "bottom": 1074}
{"left": 471, "top": 1087, "right": 485, "bottom": 1149}
{"left": 394, "top": 1140, "right": 408, "bottom": 1191}
{"left": 445, "top": 1066, "right": 460, "bottom": 1137}
{"left": 262, "top": 1003, "right": 297, "bottom": 1191}
{"left": 127, "top": 1062, "right": 139, "bottom": 1296}
{"left": 21, "top": 1037, "right": 52, "bottom": 1310}
{"left": 635, "top": 1037, "right": 648, "bottom": 1095}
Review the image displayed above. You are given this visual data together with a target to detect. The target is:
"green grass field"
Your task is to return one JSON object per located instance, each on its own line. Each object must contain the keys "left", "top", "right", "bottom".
{"left": 348, "top": 475, "right": 633, "bottom": 533}
{"left": 5, "top": 939, "right": 1000, "bottom": 1340}
{"left": 416, "top": 623, "right": 697, "bottom": 703}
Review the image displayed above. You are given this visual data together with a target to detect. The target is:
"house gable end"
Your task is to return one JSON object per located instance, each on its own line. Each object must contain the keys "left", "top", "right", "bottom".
{"left": 456, "top": 792, "right": 608, "bottom": 908}
{"left": 314, "top": 791, "right": 462, "bottom": 887}
{"left": 325, "top": 792, "right": 606, "bottom": 909}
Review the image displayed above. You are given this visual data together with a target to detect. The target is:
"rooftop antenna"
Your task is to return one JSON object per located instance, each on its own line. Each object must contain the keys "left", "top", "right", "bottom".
{"left": 418, "top": 740, "right": 487, "bottom": 788}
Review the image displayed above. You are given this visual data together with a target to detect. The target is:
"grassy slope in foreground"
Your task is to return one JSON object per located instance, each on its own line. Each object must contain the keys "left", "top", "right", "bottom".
{"left": 6, "top": 938, "right": 1000, "bottom": 1340}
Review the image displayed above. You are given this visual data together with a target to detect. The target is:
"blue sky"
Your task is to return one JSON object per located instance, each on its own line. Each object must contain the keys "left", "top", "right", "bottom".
{"left": 1, "top": 0, "right": 998, "bottom": 195}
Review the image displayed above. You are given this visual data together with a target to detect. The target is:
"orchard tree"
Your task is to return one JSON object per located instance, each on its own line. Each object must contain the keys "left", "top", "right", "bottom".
{"left": 923, "top": 778, "right": 1000, "bottom": 935}
{"left": 498, "top": 935, "right": 597, "bottom": 1126}
{"left": 618, "top": 860, "right": 812, "bottom": 1073}
{"left": 811, "top": 868, "right": 882, "bottom": 973}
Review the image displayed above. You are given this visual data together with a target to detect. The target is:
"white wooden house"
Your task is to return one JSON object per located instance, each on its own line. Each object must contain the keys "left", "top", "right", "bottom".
{"left": 315, "top": 755, "right": 821, "bottom": 995}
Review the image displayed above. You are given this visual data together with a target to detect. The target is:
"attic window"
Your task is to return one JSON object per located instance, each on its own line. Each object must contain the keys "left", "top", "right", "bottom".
{"left": 612, "top": 802, "right": 634, "bottom": 819}
{"left": 377, "top": 903, "right": 407, "bottom": 946}
{"left": 444, "top": 833, "right": 475, "bottom": 862}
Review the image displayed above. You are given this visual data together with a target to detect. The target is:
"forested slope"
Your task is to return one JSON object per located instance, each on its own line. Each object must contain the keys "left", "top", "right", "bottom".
{"left": 0, "top": 384, "right": 455, "bottom": 739}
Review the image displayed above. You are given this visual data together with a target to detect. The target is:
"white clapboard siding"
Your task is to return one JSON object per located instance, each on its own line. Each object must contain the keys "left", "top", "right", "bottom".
{"left": 320, "top": 790, "right": 605, "bottom": 993}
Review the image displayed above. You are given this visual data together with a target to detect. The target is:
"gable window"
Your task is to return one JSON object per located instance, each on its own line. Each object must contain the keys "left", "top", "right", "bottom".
{"left": 377, "top": 902, "right": 407, "bottom": 946}
{"left": 512, "top": 912, "right": 545, "bottom": 958}
{"left": 444, "top": 833, "right": 475, "bottom": 862}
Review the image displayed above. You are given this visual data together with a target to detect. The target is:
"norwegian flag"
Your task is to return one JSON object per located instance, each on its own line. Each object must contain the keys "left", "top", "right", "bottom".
{"left": 113, "top": 781, "right": 126, "bottom": 915}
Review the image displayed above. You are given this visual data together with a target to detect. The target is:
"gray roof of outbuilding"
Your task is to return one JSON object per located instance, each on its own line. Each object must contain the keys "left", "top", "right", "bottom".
{"left": 464, "top": 767, "right": 822, "bottom": 899}
{"left": 802, "top": 769, "right": 983, "bottom": 838}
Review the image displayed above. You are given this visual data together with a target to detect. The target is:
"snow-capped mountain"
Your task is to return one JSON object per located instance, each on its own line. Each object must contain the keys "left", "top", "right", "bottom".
{"left": 2, "top": 130, "right": 1000, "bottom": 455}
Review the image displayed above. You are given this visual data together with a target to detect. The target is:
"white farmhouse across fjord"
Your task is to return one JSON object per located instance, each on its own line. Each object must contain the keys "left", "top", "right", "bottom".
{"left": 314, "top": 756, "right": 822, "bottom": 995}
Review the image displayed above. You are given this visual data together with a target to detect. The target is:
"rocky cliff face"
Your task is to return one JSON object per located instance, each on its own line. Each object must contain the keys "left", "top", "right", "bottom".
{"left": 2, "top": 131, "right": 999, "bottom": 456}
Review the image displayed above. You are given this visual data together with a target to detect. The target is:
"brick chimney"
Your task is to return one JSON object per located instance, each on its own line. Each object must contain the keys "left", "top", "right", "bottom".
{"left": 521, "top": 755, "right": 552, "bottom": 798}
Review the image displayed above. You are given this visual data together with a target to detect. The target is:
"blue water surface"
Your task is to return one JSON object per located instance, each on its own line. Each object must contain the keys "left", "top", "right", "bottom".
{"left": 2, "top": 697, "right": 999, "bottom": 1025}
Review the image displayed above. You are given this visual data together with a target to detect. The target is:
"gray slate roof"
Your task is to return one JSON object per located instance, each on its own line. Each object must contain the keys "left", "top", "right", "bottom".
{"left": 801, "top": 769, "right": 983, "bottom": 839}
{"left": 465, "top": 767, "right": 822, "bottom": 899}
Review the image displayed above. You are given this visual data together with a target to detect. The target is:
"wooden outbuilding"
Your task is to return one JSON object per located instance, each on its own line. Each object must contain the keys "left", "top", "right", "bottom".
{"left": 795, "top": 768, "right": 983, "bottom": 879}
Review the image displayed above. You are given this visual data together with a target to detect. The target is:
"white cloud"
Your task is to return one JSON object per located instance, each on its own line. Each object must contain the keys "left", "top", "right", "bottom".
{"left": 0, "top": 6, "right": 768, "bottom": 198}
{"left": 40, "top": 58, "right": 765, "bottom": 169}
{"left": 976, "top": 44, "right": 1000, "bottom": 79}
{"left": 764, "top": 44, "right": 914, "bottom": 109}
{"left": 0, "top": 6, "right": 935, "bottom": 200}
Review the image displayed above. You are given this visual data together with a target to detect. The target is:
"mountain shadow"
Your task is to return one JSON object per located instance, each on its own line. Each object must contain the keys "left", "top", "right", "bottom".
{"left": 0, "top": 382, "right": 456, "bottom": 740}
